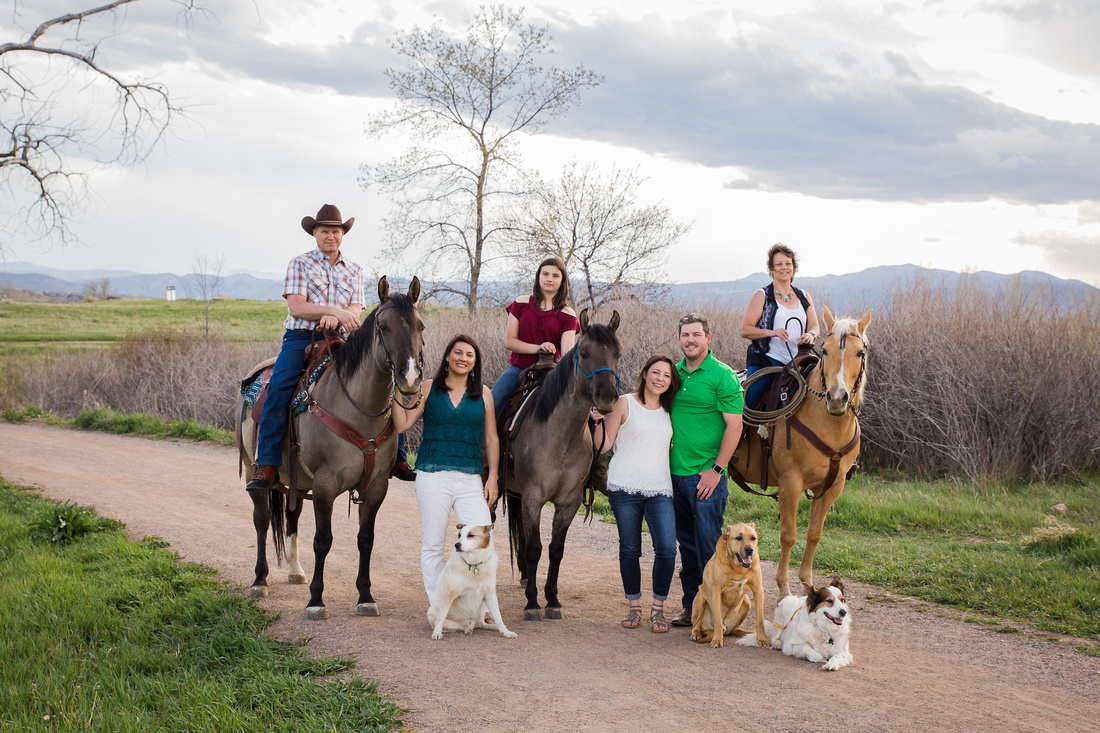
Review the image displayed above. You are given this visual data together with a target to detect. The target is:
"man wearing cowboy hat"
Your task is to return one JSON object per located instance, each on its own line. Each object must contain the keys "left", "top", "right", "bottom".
{"left": 247, "top": 203, "right": 416, "bottom": 490}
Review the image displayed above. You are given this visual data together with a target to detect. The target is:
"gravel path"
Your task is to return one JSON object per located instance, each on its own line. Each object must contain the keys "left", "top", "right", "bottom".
{"left": 2, "top": 422, "right": 1098, "bottom": 732}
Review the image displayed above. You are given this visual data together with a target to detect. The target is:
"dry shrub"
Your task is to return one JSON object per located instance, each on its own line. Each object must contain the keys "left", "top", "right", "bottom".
{"left": 859, "top": 277, "right": 1100, "bottom": 482}
{"left": 12, "top": 332, "right": 274, "bottom": 430}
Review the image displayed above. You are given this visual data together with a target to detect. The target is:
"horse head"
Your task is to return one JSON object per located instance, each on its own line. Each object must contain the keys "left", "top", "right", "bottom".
{"left": 577, "top": 308, "right": 623, "bottom": 415}
{"left": 819, "top": 306, "right": 872, "bottom": 416}
{"left": 375, "top": 276, "right": 425, "bottom": 408}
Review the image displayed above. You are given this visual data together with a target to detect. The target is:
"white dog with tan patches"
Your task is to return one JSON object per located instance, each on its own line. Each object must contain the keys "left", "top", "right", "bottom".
{"left": 740, "top": 576, "right": 852, "bottom": 670}
{"left": 427, "top": 524, "right": 516, "bottom": 640}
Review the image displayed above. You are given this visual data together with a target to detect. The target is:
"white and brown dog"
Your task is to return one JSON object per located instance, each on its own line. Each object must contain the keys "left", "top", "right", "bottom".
{"left": 427, "top": 523, "right": 517, "bottom": 640}
{"left": 740, "top": 576, "right": 852, "bottom": 670}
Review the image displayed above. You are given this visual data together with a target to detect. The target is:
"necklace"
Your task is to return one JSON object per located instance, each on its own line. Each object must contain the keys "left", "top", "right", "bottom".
{"left": 776, "top": 288, "right": 794, "bottom": 303}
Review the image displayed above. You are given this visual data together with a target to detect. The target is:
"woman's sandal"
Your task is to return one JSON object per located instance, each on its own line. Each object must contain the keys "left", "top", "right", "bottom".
{"left": 650, "top": 608, "right": 669, "bottom": 633}
{"left": 621, "top": 607, "right": 643, "bottom": 629}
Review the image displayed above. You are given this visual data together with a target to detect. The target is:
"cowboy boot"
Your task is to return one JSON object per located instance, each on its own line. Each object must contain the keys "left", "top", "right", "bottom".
{"left": 390, "top": 461, "right": 417, "bottom": 482}
{"left": 246, "top": 465, "right": 279, "bottom": 491}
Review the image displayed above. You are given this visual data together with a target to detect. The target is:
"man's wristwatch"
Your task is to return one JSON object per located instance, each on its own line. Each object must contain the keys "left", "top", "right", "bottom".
{"left": 711, "top": 464, "right": 725, "bottom": 475}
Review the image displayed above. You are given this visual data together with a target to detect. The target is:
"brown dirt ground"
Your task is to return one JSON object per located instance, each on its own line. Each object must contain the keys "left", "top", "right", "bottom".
{"left": 2, "top": 422, "right": 1099, "bottom": 732}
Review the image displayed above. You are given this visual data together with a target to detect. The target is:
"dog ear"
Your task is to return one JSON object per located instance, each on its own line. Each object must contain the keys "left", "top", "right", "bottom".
{"left": 456, "top": 523, "right": 466, "bottom": 532}
{"left": 830, "top": 576, "right": 845, "bottom": 593}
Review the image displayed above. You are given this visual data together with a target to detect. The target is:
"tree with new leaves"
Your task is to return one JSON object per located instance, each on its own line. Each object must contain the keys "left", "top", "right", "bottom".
{"left": 361, "top": 5, "right": 601, "bottom": 312}
{"left": 511, "top": 159, "right": 691, "bottom": 308}
{"left": 0, "top": 0, "right": 195, "bottom": 250}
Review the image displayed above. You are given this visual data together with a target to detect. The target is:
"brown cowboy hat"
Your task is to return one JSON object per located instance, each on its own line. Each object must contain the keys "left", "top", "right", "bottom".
{"left": 301, "top": 204, "right": 354, "bottom": 234}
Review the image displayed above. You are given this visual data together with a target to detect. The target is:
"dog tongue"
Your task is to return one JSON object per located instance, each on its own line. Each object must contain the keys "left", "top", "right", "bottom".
{"left": 739, "top": 555, "right": 752, "bottom": 568}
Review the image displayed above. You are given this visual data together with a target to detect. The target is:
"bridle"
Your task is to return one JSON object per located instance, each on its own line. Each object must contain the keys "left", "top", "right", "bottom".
{"left": 573, "top": 345, "right": 621, "bottom": 404}
{"left": 333, "top": 301, "right": 424, "bottom": 419}
{"left": 805, "top": 331, "right": 866, "bottom": 416}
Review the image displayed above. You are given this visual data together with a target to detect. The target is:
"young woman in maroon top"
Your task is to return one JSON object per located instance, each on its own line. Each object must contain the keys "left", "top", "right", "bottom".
{"left": 490, "top": 256, "right": 580, "bottom": 419}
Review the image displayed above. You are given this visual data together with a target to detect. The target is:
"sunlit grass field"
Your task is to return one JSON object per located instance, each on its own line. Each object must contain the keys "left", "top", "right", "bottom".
{"left": 0, "top": 479, "right": 405, "bottom": 732}
{"left": 0, "top": 299, "right": 286, "bottom": 347}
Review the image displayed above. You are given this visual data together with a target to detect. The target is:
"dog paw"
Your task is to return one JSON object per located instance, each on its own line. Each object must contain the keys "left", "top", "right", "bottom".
{"left": 757, "top": 636, "right": 771, "bottom": 648}
{"left": 431, "top": 631, "right": 443, "bottom": 640}
{"left": 502, "top": 630, "right": 518, "bottom": 639}
{"left": 709, "top": 639, "right": 724, "bottom": 649}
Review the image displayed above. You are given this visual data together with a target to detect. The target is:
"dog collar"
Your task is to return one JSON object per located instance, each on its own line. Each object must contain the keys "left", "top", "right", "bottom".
{"left": 462, "top": 558, "right": 483, "bottom": 576}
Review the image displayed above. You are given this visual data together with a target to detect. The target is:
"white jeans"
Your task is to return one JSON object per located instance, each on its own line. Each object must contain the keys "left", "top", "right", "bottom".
{"left": 414, "top": 469, "right": 492, "bottom": 601}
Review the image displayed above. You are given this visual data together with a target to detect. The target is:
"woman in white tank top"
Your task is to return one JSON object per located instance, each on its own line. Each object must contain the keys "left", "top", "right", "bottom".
{"left": 591, "top": 354, "right": 681, "bottom": 633}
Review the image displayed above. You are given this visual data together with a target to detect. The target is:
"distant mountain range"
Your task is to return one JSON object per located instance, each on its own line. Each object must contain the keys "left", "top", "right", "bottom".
{"left": 1, "top": 261, "right": 1095, "bottom": 312}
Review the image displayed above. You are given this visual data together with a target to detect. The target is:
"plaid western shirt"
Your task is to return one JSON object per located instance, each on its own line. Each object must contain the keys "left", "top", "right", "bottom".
{"left": 282, "top": 247, "right": 365, "bottom": 330}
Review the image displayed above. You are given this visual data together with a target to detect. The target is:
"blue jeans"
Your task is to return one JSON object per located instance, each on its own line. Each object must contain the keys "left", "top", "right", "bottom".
{"left": 744, "top": 356, "right": 786, "bottom": 411}
{"left": 257, "top": 330, "right": 407, "bottom": 466}
{"left": 607, "top": 491, "right": 677, "bottom": 601}
{"left": 672, "top": 472, "right": 729, "bottom": 610}
{"left": 490, "top": 364, "right": 524, "bottom": 421}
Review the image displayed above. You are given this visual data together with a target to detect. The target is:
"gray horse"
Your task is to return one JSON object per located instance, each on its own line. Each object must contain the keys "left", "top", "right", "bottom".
{"left": 235, "top": 276, "right": 424, "bottom": 619}
{"left": 506, "top": 309, "right": 622, "bottom": 620}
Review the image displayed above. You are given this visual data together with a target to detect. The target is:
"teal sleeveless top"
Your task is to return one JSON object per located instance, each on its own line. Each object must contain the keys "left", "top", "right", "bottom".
{"left": 415, "top": 387, "right": 485, "bottom": 475}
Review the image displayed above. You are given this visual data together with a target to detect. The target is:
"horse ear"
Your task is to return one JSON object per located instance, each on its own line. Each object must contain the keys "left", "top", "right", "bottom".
{"left": 857, "top": 308, "right": 873, "bottom": 335}
{"left": 822, "top": 305, "right": 835, "bottom": 333}
{"left": 407, "top": 276, "right": 421, "bottom": 304}
{"left": 608, "top": 310, "right": 620, "bottom": 332}
{"left": 579, "top": 308, "right": 590, "bottom": 333}
{"left": 378, "top": 276, "right": 390, "bottom": 304}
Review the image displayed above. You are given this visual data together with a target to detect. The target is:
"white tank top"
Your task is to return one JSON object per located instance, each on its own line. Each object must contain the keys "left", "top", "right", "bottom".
{"left": 606, "top": 393, "right": 674, "bottom": 497}
{"left": 765, "top": 288, "right": 807, "bottom": 364}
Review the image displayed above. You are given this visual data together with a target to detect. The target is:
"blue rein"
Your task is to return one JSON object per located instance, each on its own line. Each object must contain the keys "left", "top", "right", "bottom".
{"left": 573, "top": 347, "right": 621, "bottom": 402}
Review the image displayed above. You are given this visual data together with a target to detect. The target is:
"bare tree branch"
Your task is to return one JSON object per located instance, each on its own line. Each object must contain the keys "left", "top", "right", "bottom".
{"left": 1, "top": 0, "right": 198, "bottom": 250}
{"left": 360, "top": 5, "right": 601, "bottom": 311}
{"left": 507, "top": 160, "right": 691, "bottom": 308}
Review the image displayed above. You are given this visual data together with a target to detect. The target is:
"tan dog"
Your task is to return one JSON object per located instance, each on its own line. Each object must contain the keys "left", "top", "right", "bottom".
{"left": 690, "top": 522, "right": 769, "bottom": 648}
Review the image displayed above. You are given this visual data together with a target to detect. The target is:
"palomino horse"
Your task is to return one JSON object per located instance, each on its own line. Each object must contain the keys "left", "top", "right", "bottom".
{"left": 235, "top": 277, "right": 425, "bottom": 619}
{"left": 731, "top": 306, "right": 872, "bottom": 598}
{"left": 505, "top": 309, "right": 622, "bottom": 620}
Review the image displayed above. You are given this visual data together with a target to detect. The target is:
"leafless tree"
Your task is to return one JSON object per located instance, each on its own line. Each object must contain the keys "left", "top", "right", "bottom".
{"left": 361, "top": 5, "right": 601, "bottom": 312}
{"left": 0, "top": 0, "right": 197, "bottom": 251}
{"left": 509, "top": 160, "right": 691, "bottom": 308}
{"left": 81, "top": 277, "right": 114, "bottom": 300}
{"left": 184, "top": 249, "right": 224, "bottom": 338}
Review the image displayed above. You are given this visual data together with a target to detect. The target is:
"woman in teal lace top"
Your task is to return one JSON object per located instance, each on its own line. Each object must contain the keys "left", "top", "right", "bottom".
{"left": 392, "top": 334, "right": 500, "bottom": 602}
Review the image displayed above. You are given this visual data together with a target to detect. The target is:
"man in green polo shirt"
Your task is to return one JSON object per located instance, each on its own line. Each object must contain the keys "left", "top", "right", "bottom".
{"left": 667, "top": 313, "right": 744, "bottom": 627}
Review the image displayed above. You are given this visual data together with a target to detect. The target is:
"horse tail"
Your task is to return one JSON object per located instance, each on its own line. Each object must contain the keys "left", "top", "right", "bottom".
{"left": 506, "top": 491, "right": 523, "bottom": 577}
{"left": 269, "top": 489, "right": 286, "bottom": 565}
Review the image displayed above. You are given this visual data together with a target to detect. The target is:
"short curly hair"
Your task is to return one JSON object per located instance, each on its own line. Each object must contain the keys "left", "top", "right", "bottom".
{"left": 766, "top": 243, "right": 798, "bottom": 273}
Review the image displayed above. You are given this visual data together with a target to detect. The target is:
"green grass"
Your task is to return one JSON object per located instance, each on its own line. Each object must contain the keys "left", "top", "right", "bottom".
{"left": 0, "top": 299, "right": 286, "bottom": 345}
{"left": 71, "top": 408, "right": 235, "bottom": 446}
{"left": 0, "top": 478, "right": 405, "bottom": 732}
{"left": 723, "top": 473, "right": 1100, "bottom": 639}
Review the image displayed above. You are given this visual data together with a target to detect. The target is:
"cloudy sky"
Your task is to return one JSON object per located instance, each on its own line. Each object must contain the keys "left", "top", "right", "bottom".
{"left": 3, "top": 0, "right": 1099, "bottom": 288}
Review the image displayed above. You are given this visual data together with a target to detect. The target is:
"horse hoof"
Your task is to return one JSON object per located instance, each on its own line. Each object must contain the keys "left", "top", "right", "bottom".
{"left": 355, "top": 603, "right": 379, "bottom": 617}
{"left": 248, "top": 585, "right": 267, "bottom": 599}
{"left": 524, "top": 608, "right": 543, "bottom": 621}
{"left": 304, "top": 606, "right": 328, "bottom": 620}
{"left": 544, "top": 606, "right": 563, "bottom": 620}
{"left": 287, "top": 573, "right": 307, "bottom": 585}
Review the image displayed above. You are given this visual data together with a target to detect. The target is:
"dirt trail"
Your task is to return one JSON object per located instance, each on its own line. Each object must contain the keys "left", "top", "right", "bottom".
{"left": 2, "top": 422, "right": 1098, "bottom": 732}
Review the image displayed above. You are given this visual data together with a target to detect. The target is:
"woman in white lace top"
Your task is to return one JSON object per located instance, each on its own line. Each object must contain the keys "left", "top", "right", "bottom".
{"left": 592, "top": 354, "right": 681, "bottom": 633}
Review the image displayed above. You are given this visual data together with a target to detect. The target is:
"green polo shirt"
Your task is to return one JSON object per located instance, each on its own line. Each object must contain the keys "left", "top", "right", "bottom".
{"left": 670, "top": 351, "right": 743, "bottom": 475}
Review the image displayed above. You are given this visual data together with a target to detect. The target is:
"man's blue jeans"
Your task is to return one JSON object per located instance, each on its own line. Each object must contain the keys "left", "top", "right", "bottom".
{"left": 256, "top": 329, "right": 407, "bottom": 467}
{"left": 607, "top": 491, "right": 677, "bottom": 601}
{"left": 490, "top": 364, "right": 523, "bottom": 421}
{"left": 672, "top": 472, "right": 729, "bottom": 611}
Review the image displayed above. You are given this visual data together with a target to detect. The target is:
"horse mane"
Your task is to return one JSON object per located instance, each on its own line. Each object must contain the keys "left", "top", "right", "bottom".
{"left": 532, "top": 323, "right": 622, "bottom": 422}
{"left": 335, "top": 294, "right": 417, "bottom": 380}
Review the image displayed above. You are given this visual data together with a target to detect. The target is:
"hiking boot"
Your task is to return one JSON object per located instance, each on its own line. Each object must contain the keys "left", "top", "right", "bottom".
{"left": 669, "top": 607, "right": 693, "bottom": 627}
{"left": 391, "top": 461, "right": 417, "bottom": 482}
{"left": 247, "top": 465, "right": 279, "bottom": 491}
